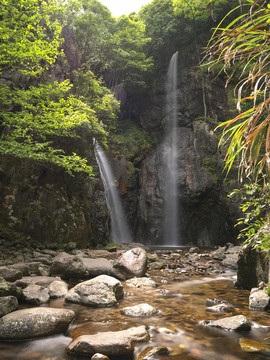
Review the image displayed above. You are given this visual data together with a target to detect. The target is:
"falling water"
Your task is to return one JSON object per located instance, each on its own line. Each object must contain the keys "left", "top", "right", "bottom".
{"left": 162, "top": 51, "right": 179, "bottom": 246}
{"left": 94, "top": 140, "right": 132, "bottom": 244}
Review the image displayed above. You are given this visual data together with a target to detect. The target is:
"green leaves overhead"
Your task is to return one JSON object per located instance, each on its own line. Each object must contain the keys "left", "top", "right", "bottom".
{"left": 205, "top": 0, "right": 270, "bottom": 181}
{"left": 0, "top": 0, "right": 119, "bottom": 176}
{"left": 0, "top": 0, "right": 62, "bottom": 76}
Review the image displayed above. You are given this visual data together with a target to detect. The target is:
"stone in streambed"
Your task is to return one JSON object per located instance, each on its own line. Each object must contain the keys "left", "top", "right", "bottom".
{"left": 249, "top": 288, "right": 270, "bottom": 310}
{"left": 239, "top": 338, "right": 270, "bottom": 353}
{"left": 126, "top": 277, "right": 157, "bottom": 288}
{"left": 48, "top": 280, "right": 69, "bottom": 298}
{"left": 113, "top": 248, "right": 147, "bottom": 280}
{"left": 135, "top": 345, "right": 169, "bottom": 360}
{"left": 0, "top": 266, "right": 22, "bottom": 282}
{"left": 22, "top": 284, "right": 50, "bottom": 304}
{"left": 0, "top": 296, "right": 18, "bottom": 317}
{"left": 0, "top": 278, "right": 22, "bottom": 299}
{"left": 0, "top": 307, "right": 75, "bottom": 340}
{"left": 66, "top": 326, "right": 150, "bottom": 357}
{"left": 91, "top": 354, "right": 110, "bottom": 360}
{"left": 121, "top": 303, "right": 158, "bottom": 317}
{"left": 200, "top": 315, "right": 251, "bottom": 331}
{"left": 65, "top": 275, "right": 123, "bottom": 307}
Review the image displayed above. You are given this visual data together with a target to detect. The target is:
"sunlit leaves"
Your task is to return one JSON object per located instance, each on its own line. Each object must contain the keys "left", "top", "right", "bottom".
{"left": 0, "top": 0, "right": 63, "bottom": 76}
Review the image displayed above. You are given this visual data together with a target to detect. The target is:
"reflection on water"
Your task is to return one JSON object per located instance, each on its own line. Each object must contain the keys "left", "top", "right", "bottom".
{"left": 1, "top": 272, "right": 270, "bottom": 359}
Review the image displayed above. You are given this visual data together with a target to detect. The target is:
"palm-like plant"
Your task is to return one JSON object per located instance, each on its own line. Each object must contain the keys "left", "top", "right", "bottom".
{"left": 205, "top": 0, "right": 270, "bottom": 182}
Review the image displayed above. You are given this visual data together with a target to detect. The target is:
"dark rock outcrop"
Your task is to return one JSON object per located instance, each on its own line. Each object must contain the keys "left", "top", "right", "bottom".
{"left": 236, "top": 245, "right": 269, "bottom": 290}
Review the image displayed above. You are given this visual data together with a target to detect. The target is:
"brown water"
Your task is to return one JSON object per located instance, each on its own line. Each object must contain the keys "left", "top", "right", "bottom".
{"left": 0, "top": 271, "right": 270, "bottom": 360}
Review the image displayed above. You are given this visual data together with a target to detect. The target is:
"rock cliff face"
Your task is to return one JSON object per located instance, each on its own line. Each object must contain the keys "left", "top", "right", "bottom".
{"left": 134, "top": 58, "right": 235, "bottom": 246}
{"left": 0, "top": 138, "right": 108, "bottom": 249}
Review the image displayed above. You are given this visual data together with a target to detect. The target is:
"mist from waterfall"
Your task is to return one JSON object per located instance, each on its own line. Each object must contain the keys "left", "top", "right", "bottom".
{"left": 162, "top": 51, "right": 179, "bottom": 246}
{"left": 94, "top": 141, "right": 132, "bottom": 244}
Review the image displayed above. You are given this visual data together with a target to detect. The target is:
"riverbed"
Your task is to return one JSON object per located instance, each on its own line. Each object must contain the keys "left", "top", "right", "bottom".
{"left": 0, "top": 249, "right": 270, "bottom": 360}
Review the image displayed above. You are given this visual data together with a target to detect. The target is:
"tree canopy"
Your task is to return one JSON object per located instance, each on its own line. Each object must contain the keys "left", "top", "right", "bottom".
{"left": 0, "top": 0, "right": 119, "bottom": 176}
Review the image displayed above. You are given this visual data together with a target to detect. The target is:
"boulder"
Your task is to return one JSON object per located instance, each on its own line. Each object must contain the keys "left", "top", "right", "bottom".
{"left": 0, "top": 266, "right": 22, "bottom": 282}
{"left": 65, "top": 275, "right": 123, "bottom": 307}
{"left": 236, "top": 244, "right": 269, "bottom": 290}
{"left": 15, "top": 276, "right": 60, "bottom": 289}
{"left": 10, "top": 263, "right": 30, "bottom": 276}
{"left": 126, "top": 277, "right": 157, "bottom": 288}
{"left": 113, "top": 248, "right": 147, "bottom": 280}
{"left": 0, "top": 296, "right": 18, "bottom": 318}
{"left": 221, "top": 246, "right": 241, "bottom": 270}
{"left": 22, "top": 284, "right": 50, "bottom": 305}
{"left": 0, "top": 278, "right": 22, "bottom": 299}
{"left": 49, "top": 252, "right": 87, "bottom": 279}
{"left": 121, "top": 303, "right": 158, "bottom": 317}
{"left": 67, "top": 325, "right": 150, "bottom": 357}
{"left": 200, "top": 315, "right": 251, "bottom": 331}
{"left": 0, "top": 307, "right": 75, "bottom": 340}
{"left": 80, "top": 257, "right": 115, "bottom": 278}
{"left": 249, "top": 288, "right": 270, "bottom": 311}
{"left": 48, "top": 280, "right": 69, "bottom": 298}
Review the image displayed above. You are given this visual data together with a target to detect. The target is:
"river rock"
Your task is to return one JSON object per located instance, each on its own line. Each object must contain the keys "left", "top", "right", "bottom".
{"left": 113, "top": 248, "right": 147, "bottom": 280}
{"left": 65, "top": 275, "right": 123, "bottom": 307}
{"left": 200, "top": 315, "right": 251, "bottom": 331}
{"left": 239, "top": 338, "right": 270, "bottom": 353}
{"left": 67, "top": 325, "right": 150, "bottom": 357}
{"left": 221, "top": 246, "right": 241, "bottom": 270}
{"left": 49, "top": 252, "right": 87, "bottom": 279}
{"left": 126, "top": 277, "right": 157, "bottom": 288}
{"left": 22, "top": 284, "right": 50, "bottom": 304}
{"left": 10, "top": 263, "right": 31, "bottom": 276}
{"left": 135, "top": 345, "right": 169, "bottom": 360}
{"left": 0, "top": 296, "right": 18, "bottom": 318}
{"left": 0, "top": 307, "right": 75, "bottom": 340}
{"left": 249, "top": 288, "right": 270, "bottom": 310}
{"left": 0, "top": 266, "right": 22, "bottom": 282}
{"left": 80, "top": 257, "right": 115, "bottom": 277}
{"left": 48, "top": 280, "right": 69, "bottom": 298}
{"left": 91, "top": 354, "right": 110, "bottom": 360}
{"left": 212, "top": 247, "right": 226, "bottom": 261}
{"left": 121, "top": 303, "right": 158, "bottom": 317}
{"left": 0, "top": 278, "right": 22, "bottom": 299}
{"left": 15, "top": 276, "right": 60, "bottom": 288}
{"left": 207, "top": 303, "right": 235, "bottom": 313}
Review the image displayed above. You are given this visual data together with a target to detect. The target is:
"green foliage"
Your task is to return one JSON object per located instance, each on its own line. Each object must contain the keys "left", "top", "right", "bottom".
{"left": 72, "top": 1, "right": 153, "bottom": 94}
{"left": 112, "top": 121, "right": 157, "bottom": 162}
{"left": 0, "top": 0, "right": 63, "bottom": 76}
{"left": 0, "top": 0, "right": 117, "bottom": 176}
{"left": 229, "top": 183, "right": 270, "bottom": 248}
{"left": 138, "top": 0, "right": 182, "bottom": 72}
{"left": 205, "top": 0, "right": 270, "bottom": 182}
{"left": 72, "top": 69, "right": 120, "bottom": 133}
{"left": 109, "top": 15, "right": 154, "bottom": 93}
{"left": 0, "top": 80, "right": 104, "bottom": 175}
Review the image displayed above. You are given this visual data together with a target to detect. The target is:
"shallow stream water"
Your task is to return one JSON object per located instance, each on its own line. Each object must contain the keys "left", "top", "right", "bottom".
{"left": 0, "top": 270, "right": 270, "bottom": 359}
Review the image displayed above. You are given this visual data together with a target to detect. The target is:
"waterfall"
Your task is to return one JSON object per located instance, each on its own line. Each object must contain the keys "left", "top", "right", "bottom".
{"left": 94, "top": 140, "right": 132, "bottom": 244}
{"left": 162, "top": 51, "right": 179, "bottom": 245}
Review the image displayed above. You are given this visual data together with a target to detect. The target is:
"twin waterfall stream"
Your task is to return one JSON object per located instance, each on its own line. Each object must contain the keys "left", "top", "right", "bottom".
{"left": 95, "top": 52, "right": 180, "bottom": 247}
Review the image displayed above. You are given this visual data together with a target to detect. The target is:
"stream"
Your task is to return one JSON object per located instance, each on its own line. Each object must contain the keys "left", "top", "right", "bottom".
{"left": 0, "top": 255, "right": 270, "bottom": 360}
